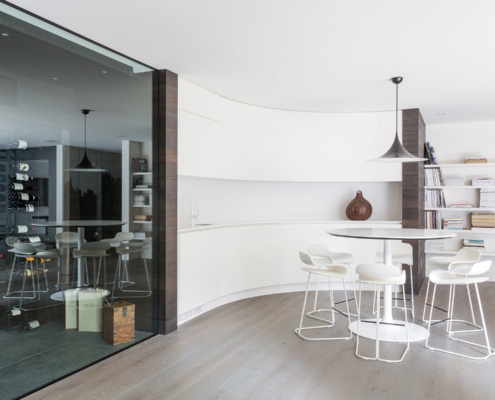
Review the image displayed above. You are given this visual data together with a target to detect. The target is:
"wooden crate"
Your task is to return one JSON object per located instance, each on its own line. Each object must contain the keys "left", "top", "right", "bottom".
{"left": 102, "top": 301, "right": 135, "bottom": 345}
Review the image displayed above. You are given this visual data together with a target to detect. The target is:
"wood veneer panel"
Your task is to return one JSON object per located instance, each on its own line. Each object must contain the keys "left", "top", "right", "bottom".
{"left": 402, "top": 108, "right": 426, "bottom": 294}
{"left": 152, "top": 69, "right": 178, "bottom": 334}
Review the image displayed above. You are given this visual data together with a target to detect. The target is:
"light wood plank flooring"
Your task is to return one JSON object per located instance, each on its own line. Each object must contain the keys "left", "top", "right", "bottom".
{"left": 25, "top": 283, "right": 495, "bottom": 400}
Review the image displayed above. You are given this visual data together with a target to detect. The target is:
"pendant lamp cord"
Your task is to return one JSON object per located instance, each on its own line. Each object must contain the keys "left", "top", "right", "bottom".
{"left": 395, "top": 81, "right": 399, "bottom": 135}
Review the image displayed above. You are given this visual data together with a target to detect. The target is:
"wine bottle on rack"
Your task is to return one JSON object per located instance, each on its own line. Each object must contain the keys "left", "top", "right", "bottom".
{"left": 8, "top": 182, "right": 38, "bottom": 191}
{"left": 10, "top": 139, "right": 28, "bottom": 149}
{"left": 8, "top": 202, "right": 35, "bottom": 212}
{"left": 10, "top": 161, "right": 30, "bottom": 172}
{"left": 7, "top": 225, "right": 29, "bottom": 234}
{"left": 9, "top": 172, "right": 37, "bottom": 182}
{"left": 8, "top": 192, "right": 39, "bottom": 202}
{"left": 20, "top": 320, "right": 48, "bottom": 331}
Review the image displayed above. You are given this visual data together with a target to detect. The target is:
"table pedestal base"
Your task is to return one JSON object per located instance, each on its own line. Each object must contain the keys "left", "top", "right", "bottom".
{"left": 349, "top": 320, "right": 428, "bottom": 342}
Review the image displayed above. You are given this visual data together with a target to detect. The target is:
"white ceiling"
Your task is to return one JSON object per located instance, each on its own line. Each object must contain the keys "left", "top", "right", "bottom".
{"left": 8, "top": 0, "right": 495, "bottom": 126}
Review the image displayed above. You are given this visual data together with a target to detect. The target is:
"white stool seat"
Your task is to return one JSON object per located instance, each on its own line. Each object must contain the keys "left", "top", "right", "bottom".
{"left": 355, "top": 263, "right": 409, "bottom": 363}
{"left": 73, "top": 242, "right": 111, "bottom": 289}
{"left": 100, "top": 232, "right": 135, "bottom": 248}
{"left": 295, "top": 251, "right": 353, "bottom": 341}
{"left": 426, "top": 261, "right": 493, "bottom": 360}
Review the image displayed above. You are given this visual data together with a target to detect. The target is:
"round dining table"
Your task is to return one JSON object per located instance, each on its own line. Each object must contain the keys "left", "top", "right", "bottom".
{"left": 327, "top": 227, "right": 456, "bottom": 342}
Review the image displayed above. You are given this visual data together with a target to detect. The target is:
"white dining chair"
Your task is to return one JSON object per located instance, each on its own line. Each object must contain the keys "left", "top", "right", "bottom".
{"left": 426, "top": 260, "right": 494, "bottom": 360}
{"left": 355, "top": 263, "right": 409, "bottom": 363}
{"left": 295, "top": 251, "right": 353, "bottom": 341}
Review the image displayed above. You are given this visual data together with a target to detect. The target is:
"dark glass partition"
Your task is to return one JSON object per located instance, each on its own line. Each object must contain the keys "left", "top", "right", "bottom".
{"left": 0, "top": 3, "right": 156, "bottom": 398}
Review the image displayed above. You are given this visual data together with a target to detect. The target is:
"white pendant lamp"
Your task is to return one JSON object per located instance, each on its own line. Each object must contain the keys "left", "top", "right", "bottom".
{"left": 68, "top": 109, "right": 107, "bottom": 172}
{"left": 370, "top": 77, "right": 427, "bottom": 162}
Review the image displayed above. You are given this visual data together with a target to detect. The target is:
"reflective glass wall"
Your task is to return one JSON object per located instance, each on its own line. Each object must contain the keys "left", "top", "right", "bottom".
{"left": 0, "top": 4, "right": 156, "bottom": 398}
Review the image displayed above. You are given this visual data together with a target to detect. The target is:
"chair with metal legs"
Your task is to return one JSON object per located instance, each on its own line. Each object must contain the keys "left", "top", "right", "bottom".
{"left": 426, "top": 260, "right": 494, "bottom": 360}
{"left": 73, "top": 242, "right": 111, "bottom": 289}
{"left": 423, "top": 248, "right": 481, "bottom": 322}
{"left": 375, "top": 242, "right": 415, "bottom": 318}
{"left": 355, "top": 263, "right": 409, "bottom": 363}
{"left": 100, "top": 231, "right": 135, "bottom": 248}
{"left": 112, "top": 237, "right": 152, "bottom": 298}
{"left": 306, "top": 243, "right": 357, "bottom": 320}
{"left": 295, "top": 251, "right": 353, "bottom": 341}
{"left": 55, "top": 231, "right": 80, "bottom": 289}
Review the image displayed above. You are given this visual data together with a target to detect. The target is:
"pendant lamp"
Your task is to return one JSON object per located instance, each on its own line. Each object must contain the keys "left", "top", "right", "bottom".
{"left": 68, "top": 109, "right": 107, "bottom": 172}
{"left": 370, "top": 77, "right": 427, "bottom": 162}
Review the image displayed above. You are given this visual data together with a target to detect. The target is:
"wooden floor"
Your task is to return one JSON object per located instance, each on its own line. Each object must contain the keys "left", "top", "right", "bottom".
{"left": 25, "top": 283, "right": 495, "bottom": 400}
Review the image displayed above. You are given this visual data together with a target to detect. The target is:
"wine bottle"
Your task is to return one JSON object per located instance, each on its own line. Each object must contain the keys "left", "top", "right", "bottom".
{"left": 10, "top": 139, "right": 28, "bottom": 149}
{"left": 7, "top": 225, "right": 29, "bottom": 234}
{"left": 8, "top": 182, "right": 38, "bottom": 191}
{"left": 8, "top": 202, "right": 35, "bottom": 212}
{"left": 6, "top": 307, "right": 22, "bottom": 318}
{"left": 9, "top": 172, "right": 29, "bottom": 181}
{"left": 9, "top": 192, "right": 39, "bottom": 202}
{"left": 20, "top": 320, "right": 48, "bottom": 331}
{"left": 10, "top": 161, "right": 30, "bottom": 172}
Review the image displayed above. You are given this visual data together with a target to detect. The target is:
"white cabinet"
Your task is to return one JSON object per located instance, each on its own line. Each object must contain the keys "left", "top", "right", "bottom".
{"left": 178, "top": 77, "right": 401, "bottom": 182}
{"left": 424, "top": 163, "right": 495, "bottom": 256}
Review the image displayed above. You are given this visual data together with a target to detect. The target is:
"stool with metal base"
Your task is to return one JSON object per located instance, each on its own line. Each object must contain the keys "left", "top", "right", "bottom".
{"left": 112, "top": 237, "right": 152, "bottom": 298}
{"left": 426, "top": 260, "right": 494, "bottom": 360}
{"left": 100, "top": 231, "right": 135, "bottom": 248}
{"left": 307, "top": 243, "right": 357, "bottom": 320}
{"left": 375, "top": 242, "right": 414, "bottom": 319}
{"left": 55, "top": 231, "right": 80, "bottom": 289}
{"left": 355, "top": 263, "right": 409, "bottom": 363}
{"left": 73, "top": 242, "right": 111, "bottom": 289}
{"left": 295, "top": 251, "right": 352, "bottom": 341}
{"left": 422, "top": 248, "right": 481, "bottom": 322}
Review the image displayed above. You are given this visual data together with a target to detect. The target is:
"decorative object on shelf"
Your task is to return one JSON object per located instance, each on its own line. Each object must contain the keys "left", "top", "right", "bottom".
{"left": 68, "top": 109, "right": 107, "bottom": 172}
{"left": 345, "top": 190, "right": 372, "bottom": 220}
{"left": 370, "top": 77, "right": 427, "bottom": 163}
{"left": 132, "top": 158, "right": 148, "bottom": 172}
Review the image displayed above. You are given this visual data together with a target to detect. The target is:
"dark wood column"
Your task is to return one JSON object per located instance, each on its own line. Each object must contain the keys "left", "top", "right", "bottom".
{"left": 152, "top": 70, "right": 178, "bottom": 334}
{"left": 402, "top": 108, "right": 426, "bottom": 294}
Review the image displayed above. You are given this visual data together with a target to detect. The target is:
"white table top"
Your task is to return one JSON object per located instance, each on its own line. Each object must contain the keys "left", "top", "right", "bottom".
{"left": 32, "top": 220, "right": 127, "bottom": 228}
{"left": 327, "top": 227, "right": 456, "bottom": 241}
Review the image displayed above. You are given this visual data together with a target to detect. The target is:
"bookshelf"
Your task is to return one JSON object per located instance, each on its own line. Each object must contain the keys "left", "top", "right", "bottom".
{"left": 424, "top": 161, "right": 495, "bottom": 255}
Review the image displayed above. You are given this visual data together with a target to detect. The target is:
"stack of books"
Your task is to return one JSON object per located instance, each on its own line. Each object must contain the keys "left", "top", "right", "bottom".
{"left": 480, "top": 188, "right": 495, "bottom": 208}
{"left": 425, "top": 168, "right": 444, "bottom": 186}
{"left": 472, "top": 178, "right": 495, "bottom": 187}
{"left": 471, "top": 212, "right": 495, "bottom": 229}
{"left": 465, "top": 156, "right": 488, "bottom": 164}
{"left": 133, "top": 194, "right": 147, "bottom": 206}
{"left": 133, "top": 214, "right": 152, "bottom": 221}
{"left": 425, "top": 189, "right": 446, "bottom": 208}
{"left": 443, "top": 175, "right": 464, "bottom": 186}
{"left": 463, "top": 237, "right": 485, "bottom": 249}
{"left": 425, "top": 210, "right": 441, "bottom": 229}
{"left": 442, "top": 216, "right": 464, "bottom": 230}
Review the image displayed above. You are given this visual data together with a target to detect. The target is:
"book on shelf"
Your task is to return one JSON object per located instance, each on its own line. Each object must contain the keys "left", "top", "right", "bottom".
{"left": 471, "top": 212, "right": 495, "bottom": 228}
{"left": 424, "top": 167, "right": 445, "bottom": 186}
{"left": 472, "top": 178, "right": 495, "bottom": 186}
{"left": 449, "top": 203, "right": 473, "bottom": 208}
{"left": 465, "top": 156, "right": 488, "bottom": 164}
{"left": 132, "top": 158, "right": 148, "bottom": 173}
{"left": 425, "top": 188, "right": 446, "bottom": 208}
{"left": 134, "top": 184, "right": 152, "bottom": 189}
{"left": 424, "top": 142, "right": 438, "bottom": 165}
{"left": 133, "top": 214, "right": 152, "bottom": 221}
{"left": 463, "top": 238, "right": 485, "bottom": 248}
{"left": 425, "top": 210, "right": 442, "bottom": 229}
{"left": 443, "top": 175, "right": 464, "bottom": 186}
{"left": 442, "top": 216, "right": 464, "bottom": 230}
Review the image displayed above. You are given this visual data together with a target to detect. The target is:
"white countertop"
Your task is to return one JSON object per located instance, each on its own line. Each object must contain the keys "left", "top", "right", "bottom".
{"left": 178, "top": 220, "right": 402, "bottom": 233}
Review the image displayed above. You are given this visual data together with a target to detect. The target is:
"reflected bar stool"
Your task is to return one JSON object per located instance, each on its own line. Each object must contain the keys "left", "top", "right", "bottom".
{"left": 375, "top": 242, "right": 414, "bottom": 319}
{"left": 355, "top": 263, "right": 409, "bottom": 363}
{"left": 423, "top": 248, "right": 481, "bottom": 322}
{"left": 426, "top": 260, "right": 494, "bottom": 360}
{"left": 295, "top": 251, "right": 352, "bottom": 341}
{"left": 55, "top": 231, "right": 80, "bottom": 289}
{"left": 73, "top": 242, "right": 111, "bottom": 289}
{"left": 307, "top": 243, "right": 357, "bottom": 319}
{"left": 112, "top": 237, "right": 152, "bottom": 298}
{"left": 4, "top": 243, "right": 49, "bottom": 308}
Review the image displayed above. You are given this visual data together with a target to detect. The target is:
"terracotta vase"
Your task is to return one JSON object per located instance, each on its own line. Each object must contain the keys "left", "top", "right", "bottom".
{"left": 345, "top": 190, "right": 372, "bottom": 221}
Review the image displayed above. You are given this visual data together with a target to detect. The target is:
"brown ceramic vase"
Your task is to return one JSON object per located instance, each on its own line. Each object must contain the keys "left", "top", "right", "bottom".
{"left": 345, "top": 190, "right": 372, "bottom": 220}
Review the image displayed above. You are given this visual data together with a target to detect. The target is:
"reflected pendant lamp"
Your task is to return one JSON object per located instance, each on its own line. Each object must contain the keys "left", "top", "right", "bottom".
{"left": 370, "top": 77, "right": 427, "bottom": 162}
{"left": 69, "top": 109, "right": 107, "bottom": 172}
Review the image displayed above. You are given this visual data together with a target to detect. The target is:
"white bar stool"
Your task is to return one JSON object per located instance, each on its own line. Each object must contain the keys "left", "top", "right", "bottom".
{"left": 423, "top": 248, "right": 481, "bottom": 322}
{"left": 355, "top": 263, "right": 409, "bottom": 363}
{"left": 55, "top": 231, "right": 80, "bottom": 289}
{"left": 426, "top": 260, "right": 493, "bottom": 360}
{"left": 375, "top": 242, "right": 414, "bottom": 318}
{"left": 295, "top": 251, "right": 352, "bottom": 341}
{"left": 73, "top": 242, "right": 111, "bottom": 289}
{"left": 112, "top": 237, "right": 152, "bottom": 298}
{"left": 307, "top": 243, "right": 357, "bottom": 319}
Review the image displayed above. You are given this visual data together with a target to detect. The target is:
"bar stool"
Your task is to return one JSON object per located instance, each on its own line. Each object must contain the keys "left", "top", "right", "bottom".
{"left": 100, "top": 231, "right": 135, "bottom": 248}
{"left": 295, "top": 251, "right": 352, "bottom": 341}
{"left": 55, "top": 231, "right": 80, "bottom": 289}
{"left": 375, "top": 242, "right": 415, "bottom": 318}
{"left": 426, "top": 260, "right": 493, "bottom": 360}
{"left": 422, "top": 248, "right": 481, "bottom": 322}
{"left": 307, "top": 243, "right": 357, "bottom": 319}
{"left": 4, "top": 243, "right": 49, "bottom": 308}
{"left": 355, "top": 263, "right": 409, "bottom": 363}
{"left": 112, "top": 237, "right": 152, "bottom": 298}
{"left": 73, "top": 242, "right": 111, "bottom": 288}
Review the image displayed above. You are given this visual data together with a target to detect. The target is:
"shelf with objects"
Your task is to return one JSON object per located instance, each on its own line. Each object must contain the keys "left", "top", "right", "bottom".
{"left": 424, "top": 145, "right": 495, "bottom": 256}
